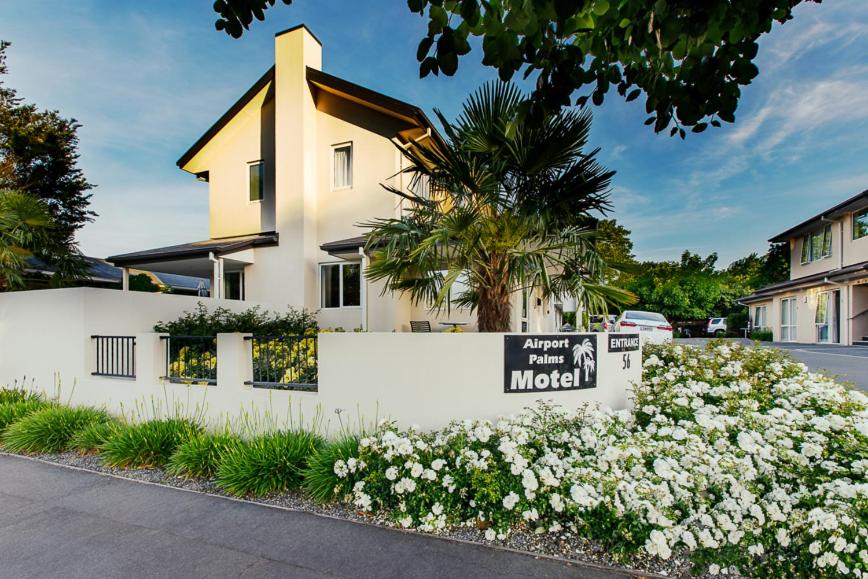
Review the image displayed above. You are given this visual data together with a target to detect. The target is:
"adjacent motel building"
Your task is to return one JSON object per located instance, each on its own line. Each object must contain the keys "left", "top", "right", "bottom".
{"left": 106, "top": 25, "right": 569, "bottom": 333}
{"left": 741, "top": 189, "right": 868, "bottom": 346}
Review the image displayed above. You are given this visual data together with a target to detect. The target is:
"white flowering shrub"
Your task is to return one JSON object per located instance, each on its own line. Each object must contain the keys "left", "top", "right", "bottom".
{"left": 330, "top": 342, "right": 867, "bottom": 577}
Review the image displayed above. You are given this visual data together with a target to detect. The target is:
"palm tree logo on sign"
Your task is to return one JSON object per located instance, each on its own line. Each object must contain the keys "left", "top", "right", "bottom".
{"left": 572, "top": 338, "right": 596, "bottom": 382}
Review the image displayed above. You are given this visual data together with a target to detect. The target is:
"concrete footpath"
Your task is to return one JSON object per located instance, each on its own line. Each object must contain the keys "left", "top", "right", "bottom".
{"left": 0, "top": 454, "right": 631, "bottom": 579}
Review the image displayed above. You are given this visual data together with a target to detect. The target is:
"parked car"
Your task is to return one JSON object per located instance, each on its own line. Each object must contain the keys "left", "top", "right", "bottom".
{"left": 589, "top": 314, "right": 617, "bottom": 332}
{"left": 706, "top": 317, "right": 727, "bottom": 337}
{"left": 614, "top": 310, "right": 673, "bottom": 343}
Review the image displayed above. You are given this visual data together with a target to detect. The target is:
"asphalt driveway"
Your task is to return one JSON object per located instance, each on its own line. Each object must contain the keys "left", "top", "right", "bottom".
{"left": 0, "top": 454, "right": 630, "bottom": 579}
{"left": 677, "top": 339, "right": 868, "bottom": 391}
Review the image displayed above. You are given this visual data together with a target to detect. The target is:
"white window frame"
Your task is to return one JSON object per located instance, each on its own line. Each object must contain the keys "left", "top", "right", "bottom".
{"left": 247, "top": 160, "right": 264, "bottom": 203}
{"left": 224, "top": 270, "right": 245, "bottom": 301}
{"left": 319, "top": 262, "right": 361, "bottom": 309}
{"left": 331, "top": 142, "right": 353, "bottom": 191}
{"left": 800, "top": 224, "right": 832, "bottom": 264}
{"left": 780, "top": 298, "right": 797, "bottom": 342}
{"left": 753, "top": 305, "right": 767, "bottom": 330}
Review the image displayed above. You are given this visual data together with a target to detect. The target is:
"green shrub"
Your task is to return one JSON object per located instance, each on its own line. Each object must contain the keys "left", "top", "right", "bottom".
{"left": 154, "top": 302, "right": 317, "bottom": 336}
{"left": 216, "top": 430, "right": 323, "bottom": 496}
{"left": 70, "top": 420, "right": 125, "bottom": 453}
{"left": 2, "top": 405, "right": 109, "bottom": 454}
{"left": 302, "top": 435, "right": 360, "bottom": 502}
{"left": 100, "top": 418, "right": 202, "bottom": 469}
{"left": 725, "top": 309, "right": 749, "bottom": 337}
{"left": 167, "top": 432, "right": 242, "bottom": 479}
{"left": 0, "top": 387, "right": 41, "bottom": 405}
{"left": 749, "top": 329, "right": 773, "bottom": 342}
{"left": 0, "top": 399, "right": 50, "bottom": 436}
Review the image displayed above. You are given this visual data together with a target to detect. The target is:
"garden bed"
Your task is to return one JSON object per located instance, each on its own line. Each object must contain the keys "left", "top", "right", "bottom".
{"left": 1, "top": 341, "right": 865, "bottom": 578}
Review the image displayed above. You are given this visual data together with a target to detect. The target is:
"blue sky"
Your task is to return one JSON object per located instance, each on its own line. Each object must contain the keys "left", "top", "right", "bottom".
{"left": 1, "top": 1, "right": 866, "bottom": 266}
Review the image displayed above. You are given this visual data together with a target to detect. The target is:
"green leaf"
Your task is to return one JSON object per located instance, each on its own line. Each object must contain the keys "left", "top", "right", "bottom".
{"left": 593, "top": 1, "right": 609, "bottom": 16}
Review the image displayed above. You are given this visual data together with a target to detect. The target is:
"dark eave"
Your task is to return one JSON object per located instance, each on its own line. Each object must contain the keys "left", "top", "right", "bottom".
{"left": 320, "top": 236, "right": 366, "bottom": 256}
{"left": 739, "top": 260, "right": 868, "bottom": 303}
{"left": 176, "top": 67, "right": 276, "bottom": 170}
{"left": 108, "top": 232, "right": 279, "bottom": 267}
{"left": 306, "top": 67, "right": 446, "bottom": 150}
{"left": 769, "top": 189, "right": 868, "bottom": 243}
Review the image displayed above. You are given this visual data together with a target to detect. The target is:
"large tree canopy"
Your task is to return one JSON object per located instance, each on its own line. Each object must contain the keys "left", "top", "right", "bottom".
{"left": 0, "top": 41, "right": 94, "bottom": 244}
{"left": 212, "top": 0, "right": 818, "bottom": 135}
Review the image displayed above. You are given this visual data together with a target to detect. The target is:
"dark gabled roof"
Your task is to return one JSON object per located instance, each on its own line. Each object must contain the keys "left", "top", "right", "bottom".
{"left": 320, "top": 236, "right": 366, "bottom": 254}
{"left": 769, "top": 189, "right": 868, "bottom": 243}
{"left": 176, "top": 67, "right": 275, "bottom": 169}
{"left": 739, "top": 260, "right": 868, "bottom": 303}
{"left": 108, "top": 232, "right": 279, "bottom": 267}
{"left": 306, "top": 67, "right": 445, "bottom": 148}
{"left": 25, "top": 256, "right": 124, "bottom": 284}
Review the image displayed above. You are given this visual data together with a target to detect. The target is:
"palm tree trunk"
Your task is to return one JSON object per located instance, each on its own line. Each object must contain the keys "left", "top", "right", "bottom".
{"left": 477, "top": 275, "right": 512, "bottom": 332}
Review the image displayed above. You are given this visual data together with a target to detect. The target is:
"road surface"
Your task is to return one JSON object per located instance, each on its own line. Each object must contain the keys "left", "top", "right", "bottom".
{"left": 678, "top": 339, "right": 868, "bottom": 391}
{"left": 0, "top": 454, "right": 631, "bottom": 579}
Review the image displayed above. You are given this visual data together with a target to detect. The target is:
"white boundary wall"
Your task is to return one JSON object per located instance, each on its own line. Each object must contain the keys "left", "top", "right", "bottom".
{"left": 0, "top": 288, "right": 640, "bottom": 435}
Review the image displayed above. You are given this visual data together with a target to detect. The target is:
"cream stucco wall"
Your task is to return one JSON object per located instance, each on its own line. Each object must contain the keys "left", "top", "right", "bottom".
{"left": 174, "top": 26, "right": 565, "bottom": 333}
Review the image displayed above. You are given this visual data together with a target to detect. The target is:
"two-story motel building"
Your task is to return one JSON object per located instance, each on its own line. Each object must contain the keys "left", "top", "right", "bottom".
{"left": 107, "top": 25, "right": 567, "bottom": 333}
{"left": 741, "top": 189, "right": 868, "bottom": 346}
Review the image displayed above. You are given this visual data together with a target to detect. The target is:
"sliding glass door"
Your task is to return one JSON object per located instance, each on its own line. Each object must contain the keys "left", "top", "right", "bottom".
{"left": 781, "top": 298, "right": 797, "bottom": 342}
{"left": 815, "top": 290, "right": 840, "bottom": 344}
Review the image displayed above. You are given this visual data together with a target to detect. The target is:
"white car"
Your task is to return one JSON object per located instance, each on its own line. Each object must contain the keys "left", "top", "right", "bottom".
{"left": 615, "top": 310, "right": 673, "bottom": 343}
{"left": 706, "top": 317, "right": 727, "bottom": 336}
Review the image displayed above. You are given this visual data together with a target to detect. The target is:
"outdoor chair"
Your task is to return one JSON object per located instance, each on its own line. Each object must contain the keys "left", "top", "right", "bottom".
{"left": 410, "top": 320, "right": 432, "bottom": 333}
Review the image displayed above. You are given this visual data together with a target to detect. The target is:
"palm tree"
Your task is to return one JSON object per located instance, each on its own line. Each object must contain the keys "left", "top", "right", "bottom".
{"left": 0, "top": 189, "right": 54, "bottom": 289}
{"left": 363, "top": 82, "right": 635, "bottom": 332}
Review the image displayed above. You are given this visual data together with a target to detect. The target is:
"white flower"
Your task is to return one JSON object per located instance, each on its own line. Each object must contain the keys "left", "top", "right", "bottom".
{"left": 333, "top": 460, "right": 348, "bottom": 478}
{"left": 385, "top": 466, "right": 399, "bottom": 481}
{"left": 431, "top": 458, "right": 446, "bottom": 471}
{"left": 502, "top": 492, "right": 520, "bottom": 511}
{"left": 484, "top": 528, "right": 497, "bottom": 541}
{"left": 645, "top": 529, "right": 672, "bottom": 560}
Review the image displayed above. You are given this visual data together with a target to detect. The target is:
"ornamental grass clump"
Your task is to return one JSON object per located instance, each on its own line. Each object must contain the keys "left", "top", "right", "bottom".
{"left": 0, "top": 387, "right": 41, "bottom": 405}
{"left": 2, "top": 405, "right": 109, "bottom": 454}
{"left": 167, "top": 431, "right": 242, "bottom": 479}
{"left": 100, "top": 418, "right": 202, "bottom": 469}
{"left": 70, "top": 419, "right": 125, "bottom": 454}
{"left": 329, "top": 342, "right": 868, "bottom": 578}
{"left": 0, "top": 399, "right": 51, "bottom": 437}
{"left": 302, "top": 434, "right": 361, "bottom": 503}
{"left": 216, "top": 430, "right": 323, "bottom": 497}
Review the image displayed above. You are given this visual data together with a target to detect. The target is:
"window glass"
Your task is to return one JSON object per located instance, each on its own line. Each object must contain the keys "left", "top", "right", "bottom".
{"left": 342, "top": 263, "right": 361, "bottom": 307}
{"left": 625, "top": 311, "right": 667, "bottom": 322}
{"left": 333, "top": 144, "right": 352, "bottom": 189}
{"left": 321, "top": 264, "right": 341, "bottom": 308}
{"left": 249, "top": 162, "right": 263, "bottom": 201}
{"left": 854, "top": 209, "right": 868, "bottom": 240}
{"left": 800, "top": 236, "right": 809, "bottom": 264}
{"left": 810, "top": 229, "right": 824, "bottom": 261}
{"left": 224, "top": 271, "right": 244, "bottom": 301}
{"left": 822, "top": 225, "right": 832, "bottom": 257}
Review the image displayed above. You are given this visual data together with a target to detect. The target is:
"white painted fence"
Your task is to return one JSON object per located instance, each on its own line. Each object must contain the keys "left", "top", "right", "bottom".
{"left": 0, "top": 288, "right": 641, "bottom": 434}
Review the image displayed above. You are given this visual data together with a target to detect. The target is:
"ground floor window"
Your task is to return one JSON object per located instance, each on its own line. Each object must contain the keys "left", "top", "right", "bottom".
{"left": 224, "top": 271, "right": 244, "bottom": 301}
{"left": 753, "top": 305, "right": 768, "bottom": 329}
{"left": 780, "top": 298, "right": 797, "bottom": 341}
{"left": 320, "top": 262, "right": 361, "bottom": 308}
{"left": 815, "top": 290, "right": 840, "bottom": 344}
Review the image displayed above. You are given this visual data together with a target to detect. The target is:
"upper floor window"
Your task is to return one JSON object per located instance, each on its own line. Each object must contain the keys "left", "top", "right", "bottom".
{"left": 854, "top": 208, "right": 868, "bottom": 240}
{"left": 800, "top": 224, "right": 832, "bottom": 264}
{"left": 320, "top": 262, "right": 360, "bottom": 308}
{"left": 332, "top": 143, "right": 353, "bottom": 190}
{"left": 249, "top": 161, "right": 264, "bottom": 202}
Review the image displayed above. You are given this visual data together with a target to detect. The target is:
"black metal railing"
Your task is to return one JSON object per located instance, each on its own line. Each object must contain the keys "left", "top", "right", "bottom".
{"left": 91, "top": 335, "right": 136, "bottom": 378}
{"left": 245, "top": 335, "right": 318, "bottom": 391}
{"left": 161, "top": 335, "right": 217, "bottom": 385}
